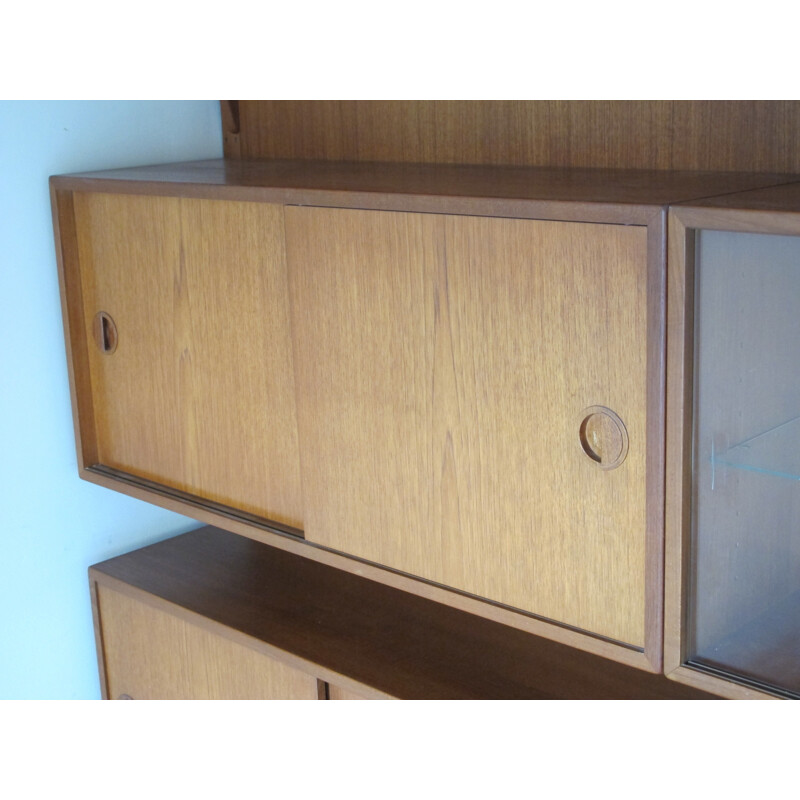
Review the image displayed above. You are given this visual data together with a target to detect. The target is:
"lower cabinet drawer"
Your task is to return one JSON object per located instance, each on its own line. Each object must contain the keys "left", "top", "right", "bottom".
{"left": 94, "top": 584, "right": 321, "bottom": 700}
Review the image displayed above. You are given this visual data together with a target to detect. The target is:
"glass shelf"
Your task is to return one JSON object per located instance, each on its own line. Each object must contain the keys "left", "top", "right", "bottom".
{"left": 714, "top": 415, "right": 800, "bottom": 482}
{"left": 690, "top": 590, "right": 800, "bottom": 697}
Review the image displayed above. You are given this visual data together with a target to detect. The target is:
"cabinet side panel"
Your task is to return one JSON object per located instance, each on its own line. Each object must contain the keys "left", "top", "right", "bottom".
{"left": 52, "top": 188, "right": 99, "bottom": 468}
{"left": 89, "top": 578, "right": 110, "bottom": 699}
{"left": 74, "top": 193, "right": 303, "bottom": 527}
{"left": 288, "top": 207, "right": 648, "bottom": 646}
{"left": 96, "top": 585, "right": 319, "bottom": 699}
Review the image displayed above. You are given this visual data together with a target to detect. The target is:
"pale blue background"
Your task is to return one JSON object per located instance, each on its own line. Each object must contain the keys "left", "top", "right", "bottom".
{"left": 0, "top": 101, "right": 223, "bottom": 699}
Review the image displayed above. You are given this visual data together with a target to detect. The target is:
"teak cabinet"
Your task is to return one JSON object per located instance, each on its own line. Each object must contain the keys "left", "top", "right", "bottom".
{"left": 94, "top": 582, "right": 322, "bottom": 700}
{"left": 51, "top": 159, "right": 800, "bottom": 698}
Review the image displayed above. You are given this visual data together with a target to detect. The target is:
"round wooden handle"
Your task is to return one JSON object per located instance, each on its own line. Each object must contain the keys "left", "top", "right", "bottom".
{"left": 578, "top": 406, "right": 629, "bottom": 469}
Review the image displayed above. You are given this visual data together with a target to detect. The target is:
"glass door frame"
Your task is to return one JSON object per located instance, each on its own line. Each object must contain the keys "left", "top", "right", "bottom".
{"left": 665, "top": 205, "right": 800, "bottom": 700}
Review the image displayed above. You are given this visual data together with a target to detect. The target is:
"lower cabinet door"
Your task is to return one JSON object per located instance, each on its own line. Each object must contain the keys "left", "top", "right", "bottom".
{"left": 95, "top": 585, "right": 321, "bottom": 700}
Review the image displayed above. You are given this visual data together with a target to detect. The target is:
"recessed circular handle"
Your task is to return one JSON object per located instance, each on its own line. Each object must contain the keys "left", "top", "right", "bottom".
{"left": 117, "top": 693, "right": 133, "bottom": 700}
{"left": 92, "top": 311, "right": 118, "bottom": 354}
{"left": 578, "top": 406, "right": 629, "bottom": 469}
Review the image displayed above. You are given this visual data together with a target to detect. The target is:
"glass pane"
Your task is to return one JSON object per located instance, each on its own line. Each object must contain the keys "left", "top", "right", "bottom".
{"left": 690, "top": 230, "right": 800, "bottom": 697}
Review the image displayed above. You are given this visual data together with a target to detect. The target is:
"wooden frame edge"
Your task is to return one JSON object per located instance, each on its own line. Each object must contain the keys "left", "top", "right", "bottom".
{"left": 51, "top": 183, "right": 98, "bottom": 469}
{"left": 81, "top": 466, "right": 653, "bottom": 673}
{"left": 220, "top": 101, "right": 242, "bottom": 159}
{"left": 671, "top": 204, "right": 800, "bottom": 236}
{"left": 88, "top": 572, "right": 110, "bottom": 700}
{"left": 664, "top": 209, "right": 694, "bottom": 676}
{"left": 644, "top": 207, "right": 667, "bottom": 672}
{"left": 665, "top": 205, "right": 800, "bottom": 699}
{"left": 47, "top": 173, "right": 658, "bottom": 227}
{"left": 667, "top": 666, "right": 779, "bottom": 700}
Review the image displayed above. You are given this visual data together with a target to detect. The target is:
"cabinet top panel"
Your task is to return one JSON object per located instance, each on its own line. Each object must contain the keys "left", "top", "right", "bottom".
{"left": 677, "top": 180, "right": 800, "bottom": 213}
{"left": 50, "top": 159, "right": 800, "bottom": 223}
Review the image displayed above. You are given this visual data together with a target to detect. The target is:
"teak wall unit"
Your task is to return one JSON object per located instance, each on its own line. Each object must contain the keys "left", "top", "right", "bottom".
{"left": 51, "top": 155, "right": 800, "bottom": 698}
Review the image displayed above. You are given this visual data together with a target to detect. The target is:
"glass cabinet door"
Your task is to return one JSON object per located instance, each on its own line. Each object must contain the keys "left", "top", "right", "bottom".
{"left": 690, "top": 229, "right": 800, "bottom": 698}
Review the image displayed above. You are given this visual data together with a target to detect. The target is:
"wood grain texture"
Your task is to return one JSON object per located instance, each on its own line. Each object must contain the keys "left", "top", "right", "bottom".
{"left": 90, "top": 527, "right": 720, "bottom": 699}
{"left": 89, "top": 579, "right": 110, "bottom": 699}
{"left": 643, "top": 209, "right": 667, "bottom": 671}
{"left": 73, "top": 192, "right": 303, "bottom": 528}
{"left": 327, "top": 684, "right": 372, "bottom": 700}
{"left": 232, "top": 100, "right": 800, "bottom": 173}
{"left": 51, "top": 160, "right": 800, "bottom": 212}
{"left": 51, "top": 187, "right": 98, "bottom": 469}
{"left": 287, "top": 206, "right": 649, "bottom": 646}
{"left": 78, "top": 460, "right": 651, "bottom": 669}
{"left": 220, "top": 100, "right": 241, "bottom": 159}
{"left": 664, "top": 213, "right": 694, "bottom": 675}
{"left": 52, "top": 161, "right": 800, "bottom": 675}
{"left": 96, "top": 584, "right": 320, "bottom": 700}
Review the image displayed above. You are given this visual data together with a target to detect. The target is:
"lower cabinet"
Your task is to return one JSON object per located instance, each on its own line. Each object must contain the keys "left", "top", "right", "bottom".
{"left": 88, "top": 526, "right": 718, "bottom": 700}
{"left": 95, "top": 585, "right": 322, "bottom": 701}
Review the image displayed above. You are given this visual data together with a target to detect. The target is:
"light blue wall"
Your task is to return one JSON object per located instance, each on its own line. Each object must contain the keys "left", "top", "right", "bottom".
{"left": 0, "top": 101, "right": 223, "bottom": 699}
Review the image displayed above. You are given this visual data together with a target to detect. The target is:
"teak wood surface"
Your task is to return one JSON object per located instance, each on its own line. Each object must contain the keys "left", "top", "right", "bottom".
{"left": 287, "top": 207, "right": 649, "bottom": 647}
{"left": 327, "top": 684, "right": 370, "bottom": 700}
{"left": 223, "top": 101, "right": 800, "bottom": 174}
{"left": 90, "top": 527, "right": 720, "bottom": 700}
{"left": 50, "top": 159, "right": 800, "bottom": 213}
{"left": 95, "top": 583, "right": 320, "bottom": 700}
{"left": 51, "top": 159, "right": 800, "bottom": 681}
{"left": 72, "top": 193, "right": 303, "bottom": 529}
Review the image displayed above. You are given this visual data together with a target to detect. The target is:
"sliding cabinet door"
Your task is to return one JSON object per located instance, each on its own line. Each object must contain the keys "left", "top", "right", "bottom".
{"left": 287, "top": 207, "right": 649, "bottom": 646}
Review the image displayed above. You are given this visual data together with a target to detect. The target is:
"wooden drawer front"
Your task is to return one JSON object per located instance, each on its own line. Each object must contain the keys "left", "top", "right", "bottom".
{"left": 73, "top": 193, "right": 303, "bottom": 529}
{"left": 96, "top": 585, "right": 320, "bottom": 700}
{"left": 286, "top": 207, "right": 649, "bottom": 647}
